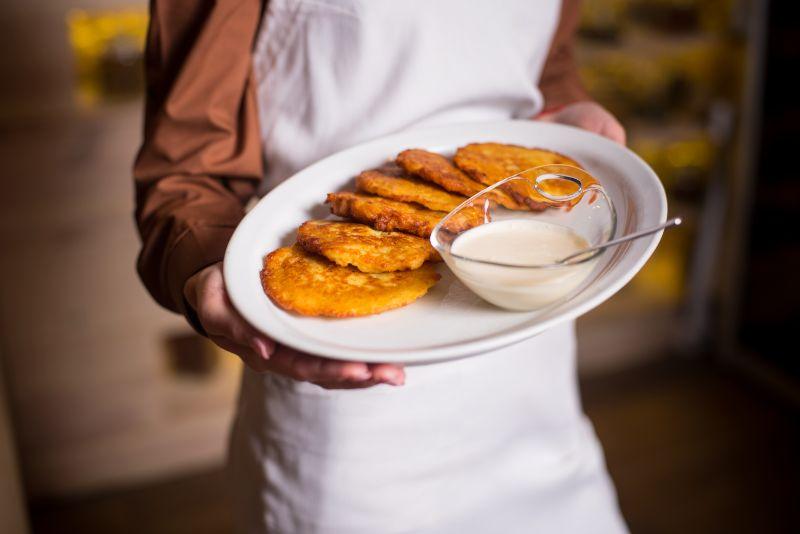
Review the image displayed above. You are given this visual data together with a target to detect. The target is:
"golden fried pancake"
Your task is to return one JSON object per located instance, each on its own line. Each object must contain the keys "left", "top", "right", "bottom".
{"left": 453, "top": 143, "right": 581, "bottom": 185}
{"left": 261, "top": 245, "right": 440, "bottom": 317}
{"left": 453, "top": 143, "right": 584, "bottom": 209}
{"left": 326, "top": 192, "right": 444, "bottom": 238}
{"left": 297, "top": 220, "right": 440, "bottom": 273}
{"left": 395, "top": 149, "right": 524, "bottom": 210}
{"left": 356, "top": 163, "right": 466, "bottom": 212}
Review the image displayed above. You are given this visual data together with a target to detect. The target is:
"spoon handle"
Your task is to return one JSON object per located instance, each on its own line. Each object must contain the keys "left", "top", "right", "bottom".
{"left": 559, "top": 217, "right": 682, "bottom": 264}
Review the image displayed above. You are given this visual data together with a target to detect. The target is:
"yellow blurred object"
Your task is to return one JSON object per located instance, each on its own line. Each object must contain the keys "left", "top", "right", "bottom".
{"left": 664, "top": 138, "right": 713, "bottom": 170}
{"left": 67, "top": 8, "right": 148, "bottom": 106}
{"left": 578, "top": 31, "right": 732, "bottom": 120}
{"left": 580, "top": 0, "right": 629, "bottom": 40}
{"left": 630, "top": 224, "right": 690, "bottom": 303}
{"left": 629, "top": 130, "right": 715, "bottom": 194}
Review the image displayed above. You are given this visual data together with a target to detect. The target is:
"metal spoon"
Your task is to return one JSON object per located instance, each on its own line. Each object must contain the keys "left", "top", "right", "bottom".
{"left": 557, "top": 217, "right": 683, "bottom": 264}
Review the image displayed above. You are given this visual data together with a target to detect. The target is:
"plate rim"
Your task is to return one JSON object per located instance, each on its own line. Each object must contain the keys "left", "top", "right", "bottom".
{"left": 223, "top": 120, "right": 667, "bottom": 363}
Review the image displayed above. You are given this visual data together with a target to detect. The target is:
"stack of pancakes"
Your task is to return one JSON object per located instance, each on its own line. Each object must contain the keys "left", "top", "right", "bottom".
{"left": 261, "top": 143, "right": 578, "bottom": 317}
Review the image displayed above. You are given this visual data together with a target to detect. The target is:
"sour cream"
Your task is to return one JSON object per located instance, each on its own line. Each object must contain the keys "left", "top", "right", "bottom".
{"left": 444, "top": 219, "right": 597, "bottom": 311}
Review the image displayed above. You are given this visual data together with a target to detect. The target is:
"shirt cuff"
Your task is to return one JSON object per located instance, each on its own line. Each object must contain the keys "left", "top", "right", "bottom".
{"left": 164, "top": 222, "right": 239, "bottom": 335}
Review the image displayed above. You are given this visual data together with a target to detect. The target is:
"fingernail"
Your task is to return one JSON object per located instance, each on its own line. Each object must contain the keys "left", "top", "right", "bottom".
{"left": 251, "top": 338, "right": 271, "bottom": 360}
{"left": 382, "top": 371, "right": 404, "bottom": 386}
{"left": 352, "top": 368, "right": 371, "bottom": 380}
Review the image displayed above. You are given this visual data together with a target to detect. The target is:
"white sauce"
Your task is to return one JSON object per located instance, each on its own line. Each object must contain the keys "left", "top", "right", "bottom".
{"left": 445, "top": 219, "right": 596, "bottom": 311}
{"left": 451, "top": 220, "right": 589, "bottom": 266}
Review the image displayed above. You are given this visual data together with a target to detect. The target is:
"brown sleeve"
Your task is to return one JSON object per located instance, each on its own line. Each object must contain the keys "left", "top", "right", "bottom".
{"left": 539, "top": 0, "right": 590, "bottom": 110}
{"left": 133, "top": 0, "right": 264, "bottom": 325}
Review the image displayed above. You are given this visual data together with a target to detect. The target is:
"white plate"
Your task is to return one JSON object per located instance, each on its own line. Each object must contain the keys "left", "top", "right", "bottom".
{"left": 224, "top": 120, "right": 666, "bottom": 364}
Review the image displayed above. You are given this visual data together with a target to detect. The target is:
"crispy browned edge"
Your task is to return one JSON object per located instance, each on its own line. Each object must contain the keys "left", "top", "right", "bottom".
{"left": 325, "top": 192, "right": 443, "bottom": 238}
{"left": 355, "top": 169, "right": 466, "bottom": 211}
{"left": 396, "top": 148, "right": 527, "bottom": 210}
{"left": 453, "top": 143, "right": 581, "bottom": 184}
{"left": 453, "top": 143, "right": 582, "bottom": 210}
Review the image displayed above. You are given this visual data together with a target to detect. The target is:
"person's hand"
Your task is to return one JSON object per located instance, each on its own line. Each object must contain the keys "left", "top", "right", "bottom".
{"left": 536, "top": 101, "right": 626, "bottom": 146}
{"left": 184, "top": 262, "right": 405, "bottom": 388}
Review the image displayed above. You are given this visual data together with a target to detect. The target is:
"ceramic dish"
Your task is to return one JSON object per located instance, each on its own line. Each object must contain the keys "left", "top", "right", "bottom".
{"left": 223, "top": 120, "right": 667, "bottom": 363}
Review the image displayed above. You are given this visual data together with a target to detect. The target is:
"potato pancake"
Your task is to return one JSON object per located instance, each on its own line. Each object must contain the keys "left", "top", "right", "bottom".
{"left": 356, "top": 165, "right": 466, "bottom": 212}
{"left": 297, "top": 220, "right": 440, "bottom": 273}
{"left": 327, "top": 192, "right": 484, "bottom": 238}
{"left": 395, "top": 149, "right": 524, "bottom": 210}
{"left": 326, "top": 192, "right": 441, "bottom": 237}
{"left": 261, "top": 245, "right": 440, "bottom": 317}
{"left": 453, "top": 143, "right": 581, "bottom": 185}
{"left": 453, "top": 143, "right": 584, "bottom": 209}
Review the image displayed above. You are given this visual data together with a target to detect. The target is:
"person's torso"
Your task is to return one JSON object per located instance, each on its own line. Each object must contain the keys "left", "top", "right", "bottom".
{"left": 252, "top": 0, "right": 561, "bottom": 190}
{"left": 230, "top": 3, "right": 626, "bottom": 532}
{"left": 232, "top": 323, "right": 606, "bottom": 533}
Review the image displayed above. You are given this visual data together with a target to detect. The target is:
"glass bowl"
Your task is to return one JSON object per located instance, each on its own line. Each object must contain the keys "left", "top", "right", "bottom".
{"left": 430, "top": 164, "right": 617, "bottom": 311}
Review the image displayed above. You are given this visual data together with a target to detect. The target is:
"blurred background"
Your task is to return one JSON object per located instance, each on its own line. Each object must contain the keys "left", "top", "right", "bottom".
{"left": 0, "top": 0, "right": 797, "bottom": 532}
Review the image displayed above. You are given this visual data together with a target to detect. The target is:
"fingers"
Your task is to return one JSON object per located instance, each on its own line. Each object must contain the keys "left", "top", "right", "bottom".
{"left": 188, "top": 263, "right": 275, "bottom": 371}
{"left": 209, "top": 335, "right": 271, "bottom": 373}
{"left": 318, "top": 358, "right": 372, "bottom": 382}
{"left": 600, "top": 118, "right": 626, "bottom": 146}
{"left": 200, "top": 288, "right": 274, "bottom": 363}
{"left": 369, "top": 363, "right": 405, "bottom": 386}
{"left": 186, "top": 263, "right": 404, "bottom": 390}
{"left": 265, "top": 347, "right": 404, "bottom": 389}
{"left": 535, "top": 101, "right": 627, "bottom": 146}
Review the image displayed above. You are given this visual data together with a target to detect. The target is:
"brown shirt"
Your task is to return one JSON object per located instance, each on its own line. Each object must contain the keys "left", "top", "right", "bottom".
{"left": 133, "top": 0, "right": 588, "bottom": 326}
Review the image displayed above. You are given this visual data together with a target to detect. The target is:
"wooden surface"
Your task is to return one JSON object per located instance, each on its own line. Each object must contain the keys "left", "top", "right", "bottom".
{"left": 26, "top": 358, "right": 800, "bottom": 534}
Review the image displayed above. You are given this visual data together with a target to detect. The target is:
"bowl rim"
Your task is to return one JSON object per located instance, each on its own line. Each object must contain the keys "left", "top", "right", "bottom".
{"left": 430, "top": 165, "right": 618, "bottom": 269}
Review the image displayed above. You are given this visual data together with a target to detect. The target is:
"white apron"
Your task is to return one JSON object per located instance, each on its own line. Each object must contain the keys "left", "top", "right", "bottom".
{"left": 229, "top": 1, "right": 628, "bottom": 532}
